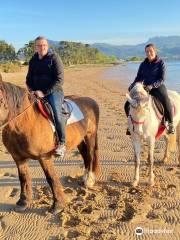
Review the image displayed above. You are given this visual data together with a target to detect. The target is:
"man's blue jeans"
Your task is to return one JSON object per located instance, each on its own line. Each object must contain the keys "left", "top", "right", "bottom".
{"left": 46, "top": 91, "right": 65, "bottom": 144}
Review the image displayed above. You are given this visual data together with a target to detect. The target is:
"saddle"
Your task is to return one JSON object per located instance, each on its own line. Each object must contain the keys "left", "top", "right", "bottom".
{"left": 36, "top": 97, "right": 72, "bottom": 125}
{"left": 35, "top": 97, "right": 84, "bottom": 146}
{"left": 152, "top": 96, "right": 176, "bottom": 122}
{"left": 152, "top": 97, "right": 164, "bottom": 121}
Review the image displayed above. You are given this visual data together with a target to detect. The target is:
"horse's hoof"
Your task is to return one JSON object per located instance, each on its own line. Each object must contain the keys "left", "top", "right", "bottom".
{"left": 49, "top": 207, "right": 63, "bottom": 214}
{"left": 148, "top": 174, "right": 155, "bottom": 186}
{"left": 148, "top": 178, "right": 155, "bottom": 186}
{"left": 49, "top": 202, "right": 65, "bottom": 214}
{"left": 163, "top": 157, "right": 169, "bottom": 163}
{"left": 132, "top": 180, "right": 139, "bottom": 187}
{"left": 84, "top": 172, "right": 96, "bottom": 188}
{"left": 15, "top": 199, "right": 28, "bottom": 212}
{"left": 15, "top": 204, "right": 27, "bottom": 212}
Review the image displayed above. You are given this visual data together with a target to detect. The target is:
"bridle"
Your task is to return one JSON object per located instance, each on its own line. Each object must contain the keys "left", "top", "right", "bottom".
{"left": 129, "top": 96, "right": 147, "bottom": 132}
{"left": 130, "top": 115, "right": 145, "bottom": 125}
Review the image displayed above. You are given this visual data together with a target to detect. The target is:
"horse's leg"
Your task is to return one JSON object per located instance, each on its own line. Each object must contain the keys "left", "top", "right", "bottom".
{"left": 78, "top": 141, "right": 90, "bottom": 185}
{"left": 163, "top": 136, "right": 170, "bottom": 163}
{"left": 83, "top": 132, "right": 99, "bottom": 188}
{"left": 91, "top": 132, "right": 99, "bottom": 175}
{"left": 14, "top": 158, "right": 32, "bottom": 211}
{"left": 147, "top": 137, "right": 155, "bottom": 186}
{"left": 132, "top": 138, "right": 141, "bottom": 187}
{"left": 78, "top": 140, "right": 89, "bottom": 169}
{"left": 39, "top": 157, "right": 65, "bottom": 213}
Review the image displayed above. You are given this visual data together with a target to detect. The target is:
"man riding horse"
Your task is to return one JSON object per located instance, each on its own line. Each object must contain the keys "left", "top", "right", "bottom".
{"left": 124, "top": 43, "right": 175, "bottom": 135}
{"left": 26, "top": 36, "right": 66, "bottom": 157}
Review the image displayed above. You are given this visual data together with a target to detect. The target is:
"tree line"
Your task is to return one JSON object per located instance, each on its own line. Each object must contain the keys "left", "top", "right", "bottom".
{"left": 0, "top": 40, "right": 117, "bottom": 66}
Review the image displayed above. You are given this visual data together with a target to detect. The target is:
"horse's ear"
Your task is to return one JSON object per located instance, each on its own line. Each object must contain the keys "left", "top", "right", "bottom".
{"left": 126, "top": 93, "right": 131, "bottom": 101}
{"left": 126, "top": 93, "right": 138, "bottom": 108}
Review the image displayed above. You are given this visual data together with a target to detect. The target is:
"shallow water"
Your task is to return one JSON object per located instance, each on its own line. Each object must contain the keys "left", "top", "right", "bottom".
{"left": 104, "top": 61, "right": 180, "bottom": 93}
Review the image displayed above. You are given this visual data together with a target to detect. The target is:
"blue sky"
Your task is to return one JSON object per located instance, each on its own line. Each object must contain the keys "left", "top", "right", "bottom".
{"left": 0, "top": 0, "right": 180, "bottom": 50}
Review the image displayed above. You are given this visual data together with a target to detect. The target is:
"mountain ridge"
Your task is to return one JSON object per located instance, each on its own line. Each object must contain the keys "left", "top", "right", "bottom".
{"left": 48, "top": 36, "right": 180, "bottom": 59}
{"left": 91, "top": 36, "right": 180, "bottom": 59}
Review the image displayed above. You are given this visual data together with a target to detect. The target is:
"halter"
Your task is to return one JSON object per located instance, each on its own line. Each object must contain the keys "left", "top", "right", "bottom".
{"left": 130, "top": 115, "right": 145, "bottom": 125}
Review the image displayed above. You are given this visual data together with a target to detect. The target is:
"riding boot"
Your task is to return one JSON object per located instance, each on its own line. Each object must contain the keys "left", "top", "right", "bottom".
{"left": 126, "top": 128, "right": 131, "bottom": 135}
{"left": 167, "top": 122, "right": 175, "bottom": 134}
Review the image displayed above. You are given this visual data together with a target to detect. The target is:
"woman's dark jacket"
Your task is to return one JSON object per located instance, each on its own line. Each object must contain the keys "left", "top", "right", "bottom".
{"left": 129, "top": 56, "right": 166, "bottom": 90}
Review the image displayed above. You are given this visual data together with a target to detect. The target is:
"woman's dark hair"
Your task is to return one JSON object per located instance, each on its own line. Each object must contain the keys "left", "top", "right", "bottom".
{"left": 145, "top": 43, "right": 156, "bottom": 51}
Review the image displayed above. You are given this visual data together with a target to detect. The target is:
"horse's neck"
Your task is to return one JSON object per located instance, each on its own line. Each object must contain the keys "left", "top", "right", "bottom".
{"left": 8, "top": 95, "right": 36, "bottom": 129}
{"left": 146, "top": 97, "right": 160, "bottom": 126}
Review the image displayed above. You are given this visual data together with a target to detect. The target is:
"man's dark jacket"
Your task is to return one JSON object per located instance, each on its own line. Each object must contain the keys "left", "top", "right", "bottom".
{"left": 26, "top": 52, "right": 64, "bottom": 95}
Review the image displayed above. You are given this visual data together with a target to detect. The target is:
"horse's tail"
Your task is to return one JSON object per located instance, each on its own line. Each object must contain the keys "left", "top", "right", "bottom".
{"left": 93, "top": 131, "right": 100, "bottom": 175}
{"left": 92, "top": 99, "right": 100, "bottom": 175}
{"left": 176, "top": 122, "right": 180, "bottom": 166}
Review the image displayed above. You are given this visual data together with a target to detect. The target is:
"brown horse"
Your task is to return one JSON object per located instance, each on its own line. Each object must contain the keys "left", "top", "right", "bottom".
{"left": 0, "top": 74, "right": 100, "bottom": 213}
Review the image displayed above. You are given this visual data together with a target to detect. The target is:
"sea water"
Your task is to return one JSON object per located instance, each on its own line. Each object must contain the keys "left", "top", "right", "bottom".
{"left": 104, "top": 61, "right": 180, "bottom": 93}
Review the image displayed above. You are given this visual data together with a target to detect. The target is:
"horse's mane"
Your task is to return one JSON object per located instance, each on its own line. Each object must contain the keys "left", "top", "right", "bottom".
{"left": 0, "top": 81, "right": 27, "bottom": 117}
{"left": 130, "top": 82, "right": 147, "bottom": 99}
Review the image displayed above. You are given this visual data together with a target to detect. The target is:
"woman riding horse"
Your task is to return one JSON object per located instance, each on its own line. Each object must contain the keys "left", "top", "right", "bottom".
{"left": 124, "top": 43, "right": 175, "bottom": 135}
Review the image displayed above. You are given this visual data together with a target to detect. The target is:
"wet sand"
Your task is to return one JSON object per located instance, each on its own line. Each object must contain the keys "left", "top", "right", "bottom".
{"left": 0, "top": 66, "right": 179, "bottom": 240}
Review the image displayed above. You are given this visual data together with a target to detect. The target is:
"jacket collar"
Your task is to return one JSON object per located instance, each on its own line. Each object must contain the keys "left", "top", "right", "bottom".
{"left": 33, "top": 51, "right": 52, "bottom": 60}
{"left": 144, "top": 56, "right": 160, "bottom": 64}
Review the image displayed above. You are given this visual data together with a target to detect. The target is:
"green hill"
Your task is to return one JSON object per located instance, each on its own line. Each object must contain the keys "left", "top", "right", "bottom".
{"left": 91, "top": 36, "right": 180, "bottom": 59}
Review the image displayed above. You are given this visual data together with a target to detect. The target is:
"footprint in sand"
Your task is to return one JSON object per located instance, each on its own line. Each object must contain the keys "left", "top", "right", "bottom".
{"left": 85, "top": 193, "right": 96, "bottom": 201}
{"left": 65, "top": 215, "right": 81, "bottom": 227}
{"left": 4, "top": 172, "right": 17, "bottom": 178}
{"left": 9, "top": 188, "right": 19, "bottom": 197}
{"left": 121, "top": 202, "right": 136, "bottom": 222}
{"left": 81, "top": 205, "right": 93, "bottom": 214}
{"left": 67, "top": 230, "right": 80, "bottom": 239}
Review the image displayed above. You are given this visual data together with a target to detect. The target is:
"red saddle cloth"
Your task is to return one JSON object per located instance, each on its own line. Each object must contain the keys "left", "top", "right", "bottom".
{"left": 37, "top": 99, "right": 51, "bottom": 119}
{"left": 36, "top": 98, "right": 71, "bottom": 123}
{"left": 154, "top": 99, "right": 176, "bottom": 140}
{"left": 155, "top": 125, "right": 166, "bottom": 139}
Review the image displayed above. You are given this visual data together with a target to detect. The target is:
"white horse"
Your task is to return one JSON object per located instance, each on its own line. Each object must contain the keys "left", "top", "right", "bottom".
{"left": 126, "top": 82, "right": 180, "bottom": 187}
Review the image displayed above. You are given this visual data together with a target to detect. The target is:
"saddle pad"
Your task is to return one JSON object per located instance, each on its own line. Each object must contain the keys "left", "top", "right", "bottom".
{"left": 155, "top": 124, "right": 166, "bottom": 139}
{"left": 37, "top": 98, "right": 84, "bottom": 125}
{"left": 65, "top": 99, "right": 84, "bottom": 125}
{"left": 152, "top": 97, "right": 176, "bottom": 121}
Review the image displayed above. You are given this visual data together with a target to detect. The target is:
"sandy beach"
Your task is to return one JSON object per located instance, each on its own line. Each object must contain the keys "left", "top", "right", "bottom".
{"left": 0, "top": 65, "right": 179, "bottom": 240}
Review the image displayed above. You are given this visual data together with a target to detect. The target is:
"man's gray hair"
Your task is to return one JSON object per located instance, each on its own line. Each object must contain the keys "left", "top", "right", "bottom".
{"left": 35, "top": 36, "right": 48, "bottom": 43}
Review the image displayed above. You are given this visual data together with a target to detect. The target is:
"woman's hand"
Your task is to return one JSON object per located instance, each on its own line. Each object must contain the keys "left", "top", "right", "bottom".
{"left": 144, "top": 85, "right": 152, "bottom": 92}
{"left": 34, "top": 90, "right": 45, "bottom": 98}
